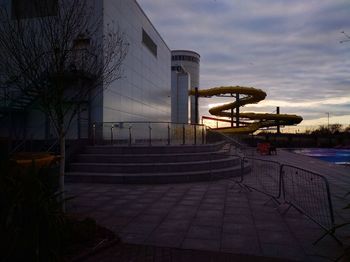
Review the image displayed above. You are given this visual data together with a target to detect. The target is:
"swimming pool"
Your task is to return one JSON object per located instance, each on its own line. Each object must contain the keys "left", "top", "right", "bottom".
{"left": 292, "top": 148, "right": 350, "bottom": 165}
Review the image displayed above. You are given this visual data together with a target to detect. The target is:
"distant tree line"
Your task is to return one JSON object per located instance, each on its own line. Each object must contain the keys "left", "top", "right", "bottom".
{"left": 258, "top": 124, "right": 350, "bottom": 135}
{"left": 305, "top": 124, "right": 350, "bottom": 135}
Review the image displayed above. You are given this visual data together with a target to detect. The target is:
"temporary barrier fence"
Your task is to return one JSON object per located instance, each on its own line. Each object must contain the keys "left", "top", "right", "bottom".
{"left": 208, "top": 151, "right": 242, "bottom": 181}
{"left": 281, "top": 164, "right": 340, "bottom": 245}
{"left": 207, "top": 152, "right": 252, "bottom": 193}
{"left": 230, "top": 158, "right": 340, "bottom": 245}
{"left": 229, "top": 157, "right": 249, "bottom": 192}
{"left": 242, "top": 157, "right": 282, "bottom": 204}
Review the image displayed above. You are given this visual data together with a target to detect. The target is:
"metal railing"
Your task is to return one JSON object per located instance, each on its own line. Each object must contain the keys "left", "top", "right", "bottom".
{"left": 242, "top": 157, "right": 282, "bottom": 204}
{"left": 91, "top": 121, "right": 207, "bottom": 146}
{"left": 208, "top": 151, "right": 243, "bottom": 181}
{"left": 281, "top": 165, "right": 340, "bottom": 245}
{"left": 206, "top": 128, "right": 249, "bottom": 156}
{"left": 230, "top": 156, "right": 339, "bottom": 245}
{"left": 8, "top": 118, "right": 53, "bottom": 154}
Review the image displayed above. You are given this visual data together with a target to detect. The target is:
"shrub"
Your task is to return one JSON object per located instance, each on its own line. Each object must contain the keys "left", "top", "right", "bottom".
{"left": 0, "top": 158, "right": 65, "bottom": 262}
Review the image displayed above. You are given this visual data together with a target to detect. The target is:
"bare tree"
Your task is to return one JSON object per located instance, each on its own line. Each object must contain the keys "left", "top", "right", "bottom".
{"left": 329, "top": 123, "right": 343, "bottom": 134}
{"left": 312, "top": 125, "right": 330, "bottom": 135}
{"left": 345, "top": 125, "right": 350, "bottom": 133}
{"left": 312, "top": 124, "right": 343, "bottom": 135}
{"left": 0, "top": 0, "right": 128, "bottom": 204}
{"left": 340, "top": 31, "right": 350, "bottom": 43}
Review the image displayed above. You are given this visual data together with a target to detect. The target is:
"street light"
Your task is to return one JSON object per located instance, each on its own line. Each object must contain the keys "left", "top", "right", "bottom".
{"left": 325, "top": 112, "right": 330, "bottom": 131}
{"left": 325, "top": 112, "right": 332, "bottom": 145}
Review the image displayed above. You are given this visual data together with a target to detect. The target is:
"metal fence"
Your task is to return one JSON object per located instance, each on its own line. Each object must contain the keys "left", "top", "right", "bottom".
{"left": 206, "top": 129, "right": 250, "bottom": 157}
{"left": 242, "top": 157, "right": 281, "bottom": 204}
{"left": 208, "top": 151, "right": 244, "bottom": 182}
{"left": 281, "top": 164, "right": 339, "bottom": 245}
{"left": 92, "top": 122, "right": 207, "bottom": 146}
{"left": 231, "top": 157, "right": 339, "bottom": 244}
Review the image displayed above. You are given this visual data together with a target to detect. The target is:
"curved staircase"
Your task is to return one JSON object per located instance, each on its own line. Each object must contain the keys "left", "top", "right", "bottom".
{"left": 66, "top": 142, "right": 247, "bottom": 184}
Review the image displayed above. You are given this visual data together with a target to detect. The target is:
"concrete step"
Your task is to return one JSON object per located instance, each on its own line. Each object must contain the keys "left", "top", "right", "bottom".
{"left": 75, "top": 150, "right": 230, "bottom": 163}
{"left": 66, "top": 165, "right": 250, "bottom": 184}
{"left": 69, "top": 156, "right": 240, "bottom": 173}
{"left": 84, "top": 142, "right": 226, "bottom": 155}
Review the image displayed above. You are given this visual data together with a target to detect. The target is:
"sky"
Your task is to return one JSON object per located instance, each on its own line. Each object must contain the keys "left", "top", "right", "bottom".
{"left": 138, "top": 0, "right": 350, "bottom": 128}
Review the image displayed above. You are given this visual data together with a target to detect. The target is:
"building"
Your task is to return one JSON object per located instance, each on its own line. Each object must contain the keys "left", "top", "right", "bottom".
{"left": 0, "top": 0, "right": 174, "bottom": 145}
{"left": 171, "top": 65, "right": 190, "bottom": 124}
{"left": 100, "top": 0, "right": 171, "bottom": 124}
{"left": 171, "top": 50, "right": 200, "bottom": 124}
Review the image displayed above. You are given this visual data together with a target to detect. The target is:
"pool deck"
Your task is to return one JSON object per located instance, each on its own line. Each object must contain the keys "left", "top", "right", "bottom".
{"left": 66, "top": 149, "right": 350, "bottom": 261}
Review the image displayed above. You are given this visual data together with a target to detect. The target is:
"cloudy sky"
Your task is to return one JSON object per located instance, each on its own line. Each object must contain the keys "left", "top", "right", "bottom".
{"left": 138, "top": 0, "right": 350, "bottom": 127}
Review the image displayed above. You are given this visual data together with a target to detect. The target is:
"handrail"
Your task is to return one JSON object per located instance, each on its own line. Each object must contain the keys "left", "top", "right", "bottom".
{"left": 91, "top": 121, "right": 208, "bottom": 146}
{"left": 93, "top": 121, "right": 206, "bottom": 126}
{"left": 9, "top": 139, "right": 27, "bottom": 155}
{"left": 208, "top": 128, "right": 247, "bottom": 149}
{"left": 206, "top": 127, "right": 250, "bottom": 157}
{"left": 46, "top": 139, "right": 59, "bottom": 153}
{"left": 10, "top": 137, "right": 59, "bottom": 155}
{"left": 9, "top": 118, "right": 59, "bottom": 155}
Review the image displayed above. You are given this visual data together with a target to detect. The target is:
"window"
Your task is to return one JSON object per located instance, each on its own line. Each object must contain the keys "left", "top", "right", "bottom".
{"left": 171, "top": 54, "right": 199, "bottom": 64}
{"left": 171, "top": 66, "right": 183, "bottom": 72}
{"left": 171, "top": 66, "right": 187, "bottom": 74}
{"left": 142, "top": 29, "right": 157, "bottom": 57}
{"left": 12, "top": 0, "right": 58, "bottom": 19}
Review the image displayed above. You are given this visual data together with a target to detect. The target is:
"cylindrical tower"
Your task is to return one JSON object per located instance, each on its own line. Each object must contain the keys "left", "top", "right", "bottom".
{"left": 171, "top": 50, "right": 200, "bottom": 124}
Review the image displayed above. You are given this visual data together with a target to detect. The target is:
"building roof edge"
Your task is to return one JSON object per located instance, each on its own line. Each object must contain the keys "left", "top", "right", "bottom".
{"left": 135, "top": 0, "right": 171, "bottom": 52}
{"left": 171, "top": 50, "right": 201, "bottom": 58}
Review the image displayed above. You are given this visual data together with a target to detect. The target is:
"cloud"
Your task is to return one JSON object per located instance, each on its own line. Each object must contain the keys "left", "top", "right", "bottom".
{"left": 138, "top": 0, "right": 350, "bottom": 125}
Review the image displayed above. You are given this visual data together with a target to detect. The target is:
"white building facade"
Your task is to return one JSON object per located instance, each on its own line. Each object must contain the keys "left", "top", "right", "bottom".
{"left": 1, "top": 0, "right": 206, "bottom": 147}
{"left": 97, "top": 0, "right": 171, "bottom": 124}
{"left": 171, "top": 50, "right": 200, "bottom": 124}
{"left": 171, "top": 66, "right": 190, "bottom": 124}
{"left": 0, "top": 0, "right": 172, "bottom": 143}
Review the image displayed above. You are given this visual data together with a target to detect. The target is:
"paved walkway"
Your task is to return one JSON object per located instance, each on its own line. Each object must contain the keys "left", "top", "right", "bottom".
{"left": 66, "top": 149, "right": 350, "bottom": 262}
{"left": 83, "top": 243, "right": 296, "bottom": 262}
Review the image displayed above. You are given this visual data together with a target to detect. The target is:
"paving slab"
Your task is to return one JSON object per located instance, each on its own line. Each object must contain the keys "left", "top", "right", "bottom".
{"left": 83, "top": 243, "right": 297, "bottom": 262}
{"left": 66, "top": 150, "right": 350, "bottom": 261}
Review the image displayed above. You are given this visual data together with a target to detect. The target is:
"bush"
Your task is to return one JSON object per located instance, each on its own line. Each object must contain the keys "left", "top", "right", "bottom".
{"left": 62, "top": 216, "right": 97, "bottom": 256}
{"left": 0, "top": 158, "right": 65, "bottom": 262}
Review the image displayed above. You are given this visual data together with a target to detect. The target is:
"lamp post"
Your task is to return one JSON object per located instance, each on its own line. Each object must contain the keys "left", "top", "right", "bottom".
{"left": 325, "top": 112, "right": 331, "bottom": 146}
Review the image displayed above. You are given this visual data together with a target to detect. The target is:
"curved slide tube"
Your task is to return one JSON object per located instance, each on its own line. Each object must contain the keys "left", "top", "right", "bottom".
{"left": 189, "top": 86, "right": 303, "bottom": 134}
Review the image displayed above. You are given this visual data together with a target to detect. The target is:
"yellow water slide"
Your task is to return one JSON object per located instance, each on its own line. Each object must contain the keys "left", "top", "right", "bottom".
{"left": 189, "top": 86, "right": 303, "bottom": 134}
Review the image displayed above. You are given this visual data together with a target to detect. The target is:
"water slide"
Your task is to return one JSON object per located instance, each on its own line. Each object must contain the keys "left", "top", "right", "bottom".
{"left": 189, "top": 86, "right": 303, "bottom": 134}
